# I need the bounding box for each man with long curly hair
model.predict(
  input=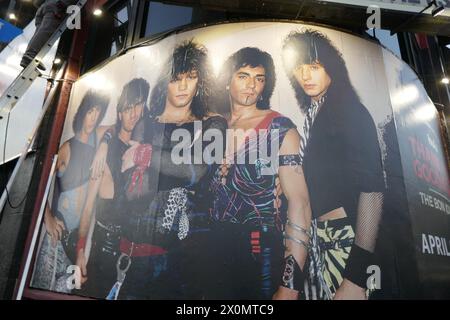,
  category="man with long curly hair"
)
[282,29,385,300]
[91,40,227,299]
